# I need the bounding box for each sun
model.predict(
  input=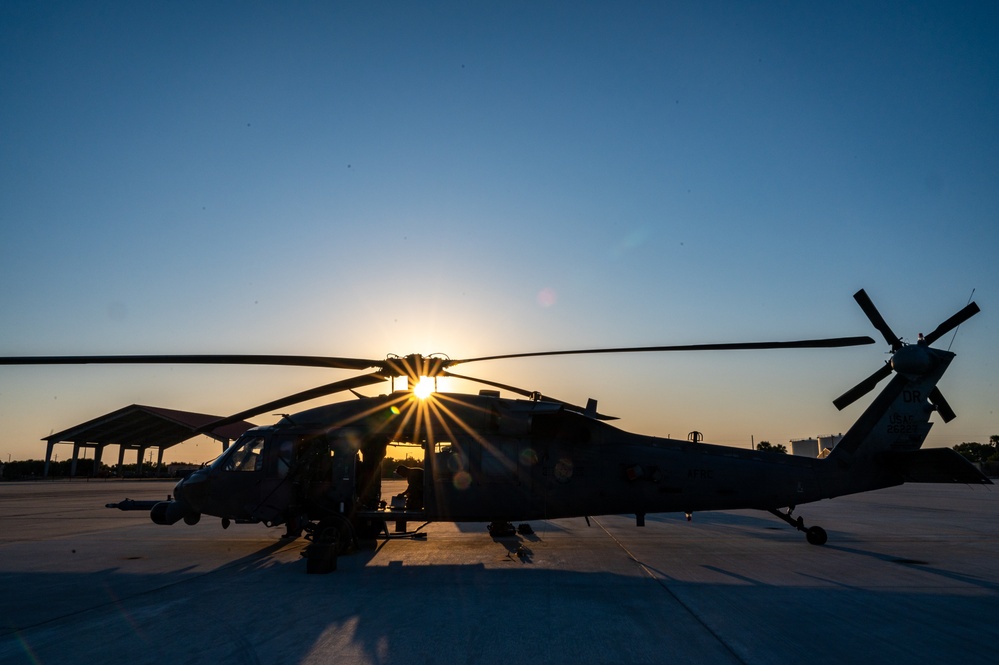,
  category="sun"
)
[412,376,435,399]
